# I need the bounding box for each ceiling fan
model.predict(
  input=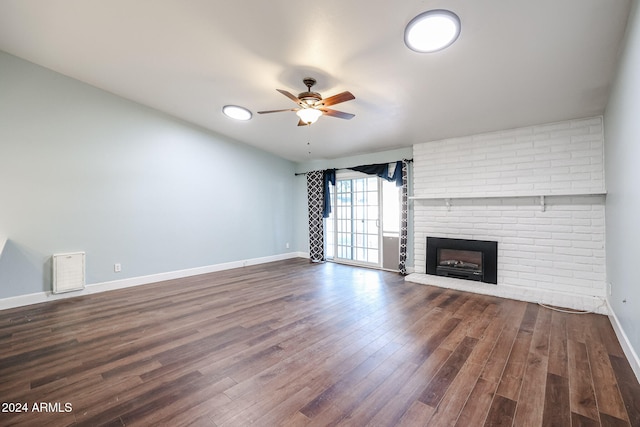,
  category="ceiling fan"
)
[258,77,355,126]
